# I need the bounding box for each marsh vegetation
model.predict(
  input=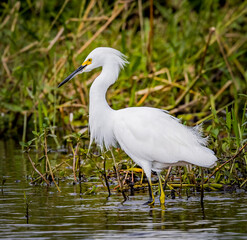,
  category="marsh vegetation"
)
[0,0,247,204]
